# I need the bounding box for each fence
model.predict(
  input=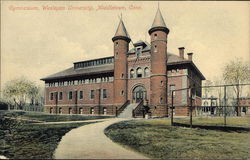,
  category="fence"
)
[8,104,44,112]
[170,83,250,127]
